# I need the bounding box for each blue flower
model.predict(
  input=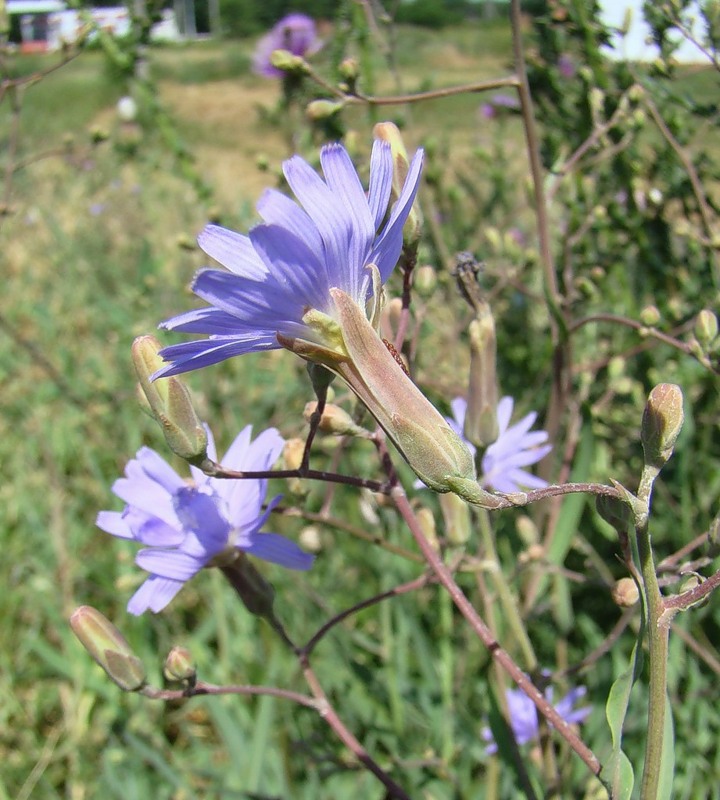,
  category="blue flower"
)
[97,426,313,615]
[482,685,591,754]
[157,137,422,378]
[447,397,552,493]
